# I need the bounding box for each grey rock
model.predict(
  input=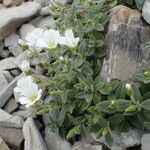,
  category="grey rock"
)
[0,2,41,40]
[142,0,150,24]
[19,24,35,41]
[0,136,10,150]
[33,0,51,7]
[141,133,150,150]
[23,117,47,150]
[12,107,37,119]
[0,57,16,70]
[9,44,23,57]
[0,109,24,128]
[40,6,51,16]
[50,0,73,6]
[0,77,18,108]
[92,129,143,150]
[2,71,14,82]
[72,142,102,150]
[102,5,150,82]
[45,127,71,150]
[3,0,25,7]
[0,126,23,149]
[4,32,19,47]
[30,16,55,29]
[4,98,19,113]
[0,50,10,58]
[0,72,8,91]
[10,69,21,77]
[0,42,4,53]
